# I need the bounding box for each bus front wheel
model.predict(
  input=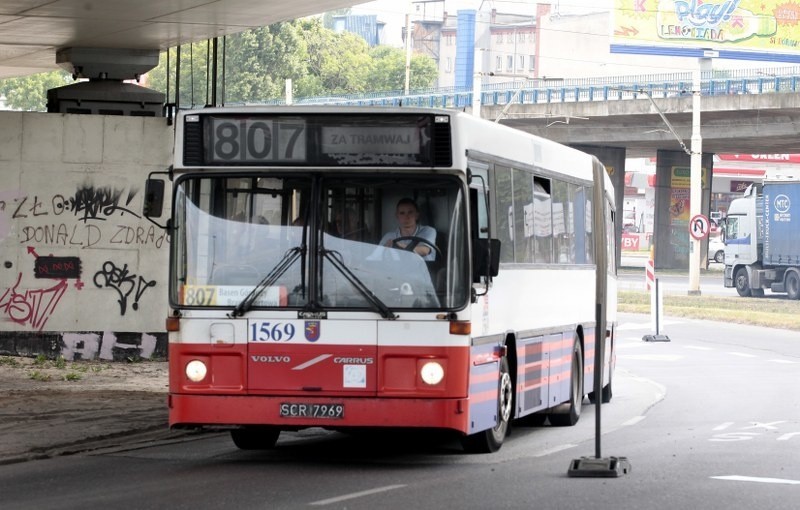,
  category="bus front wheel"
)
[461,357,512,453]
[230,426,281,450]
